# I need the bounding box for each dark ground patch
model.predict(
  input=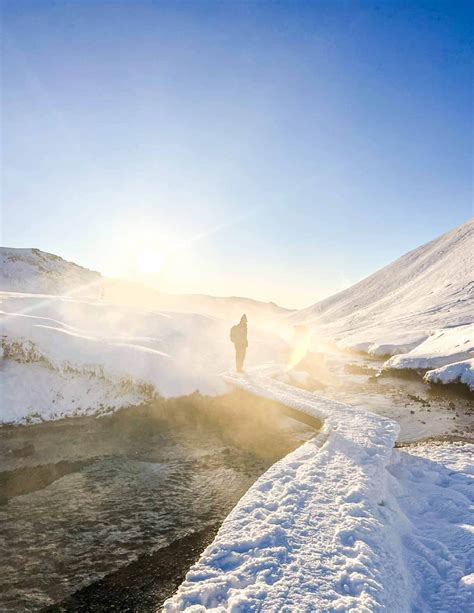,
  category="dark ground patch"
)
[42,525,219,613]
